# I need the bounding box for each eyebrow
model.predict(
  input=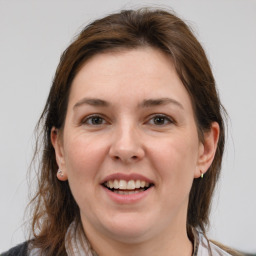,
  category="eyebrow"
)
[73,98,110,109]
[73,97,184,110]
[140,98,184,109]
